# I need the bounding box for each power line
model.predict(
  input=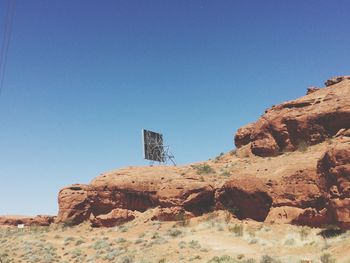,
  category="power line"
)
[0,0,16,97]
